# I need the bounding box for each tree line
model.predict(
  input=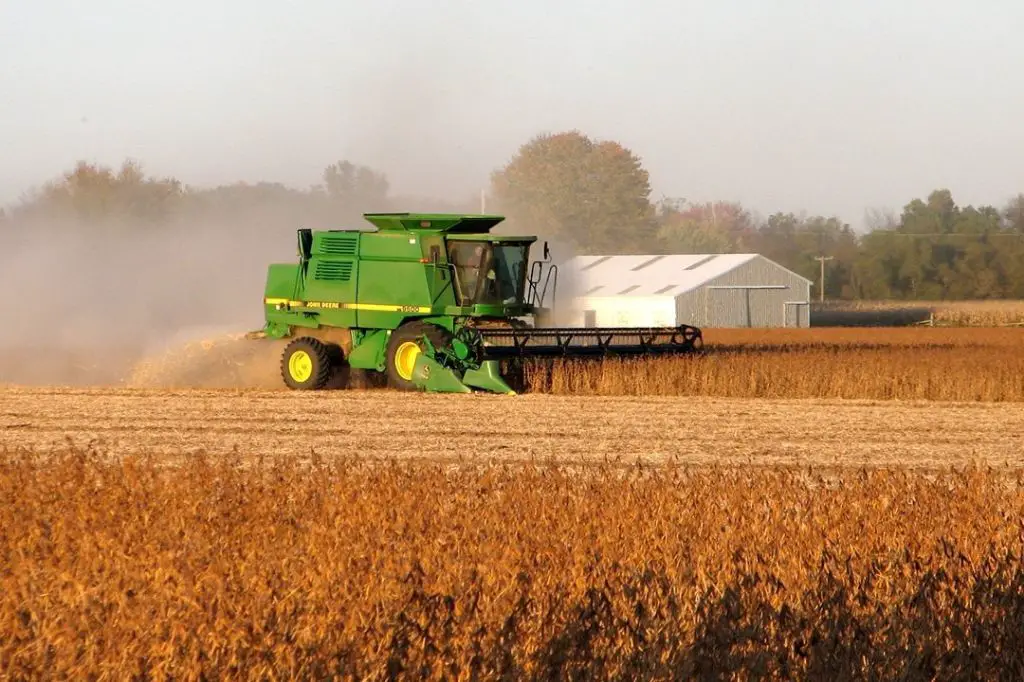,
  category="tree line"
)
[489,131,1024,300]
[3,130,1024,300]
